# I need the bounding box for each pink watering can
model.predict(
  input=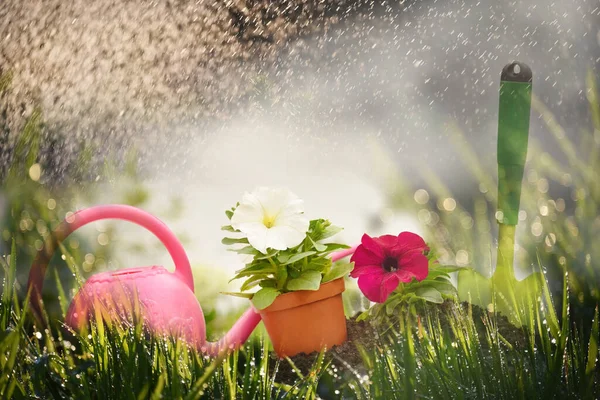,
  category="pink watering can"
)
[27,204,355,355]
